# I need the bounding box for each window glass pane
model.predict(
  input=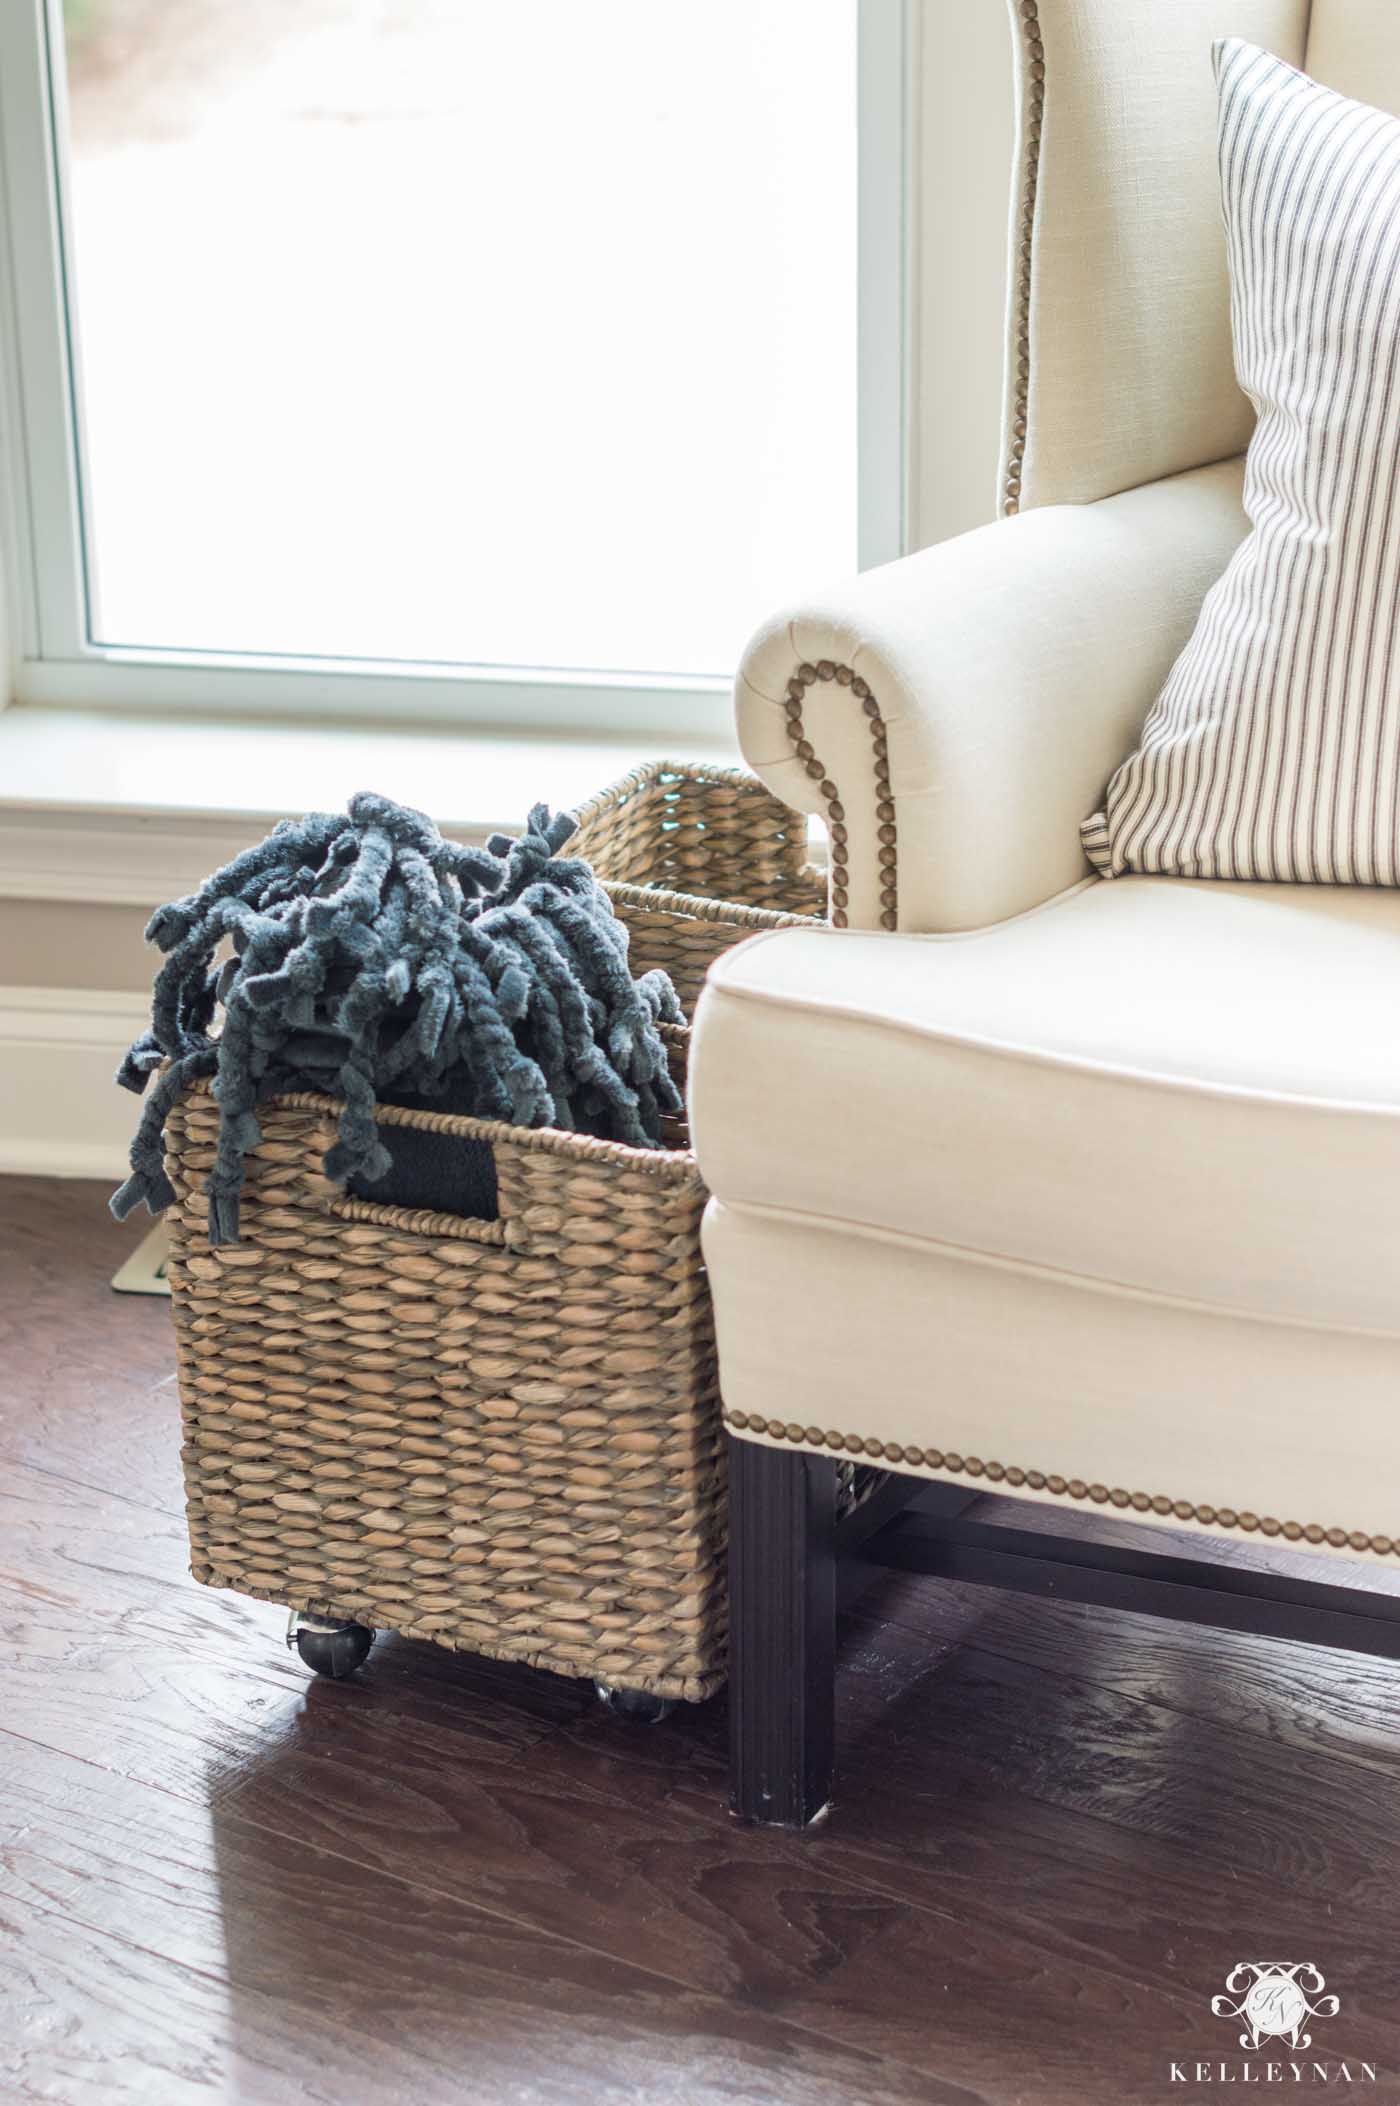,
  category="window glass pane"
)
[60,0,858,679]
